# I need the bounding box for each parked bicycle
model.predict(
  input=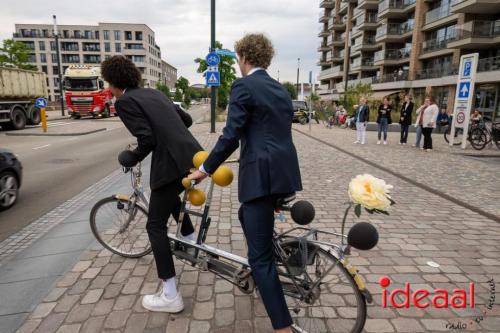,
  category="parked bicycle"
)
[469,121,500,150]
[443,123,488,150]
[90,148,383,333]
